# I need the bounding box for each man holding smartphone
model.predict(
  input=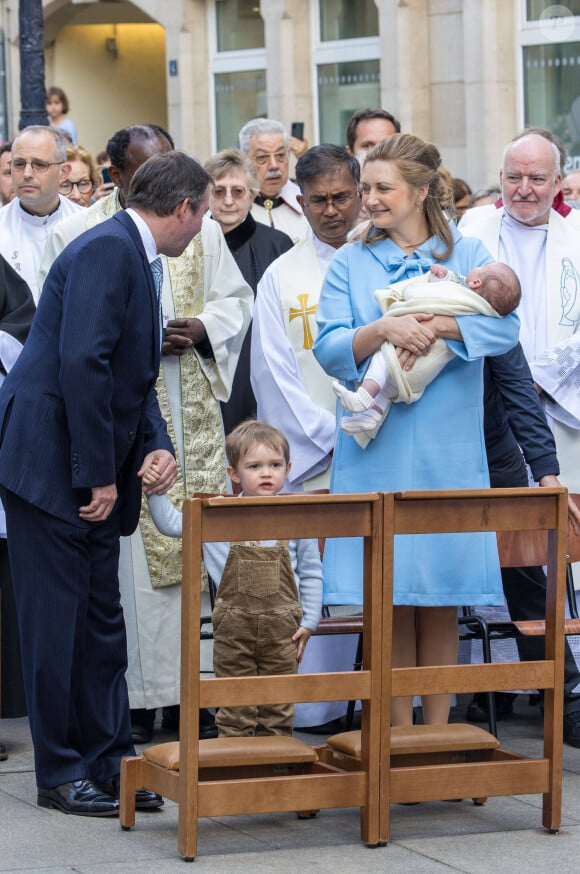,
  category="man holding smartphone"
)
[239,118,309,243]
